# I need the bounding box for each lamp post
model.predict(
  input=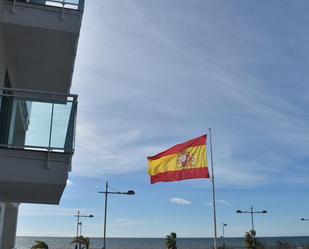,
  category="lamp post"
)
[222,223,227,249]
[98,181,135,249]
[79,222,82,236]
[236,206,267,249]
[301,218,309,221]
[236,206,267,231]
[74,211,94,249]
